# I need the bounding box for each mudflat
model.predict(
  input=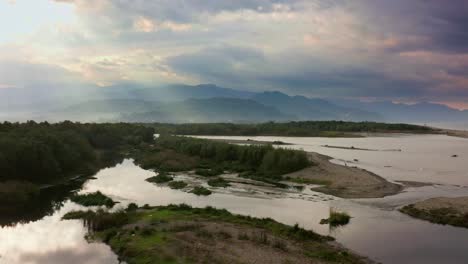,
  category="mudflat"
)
[285,152,402,198]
